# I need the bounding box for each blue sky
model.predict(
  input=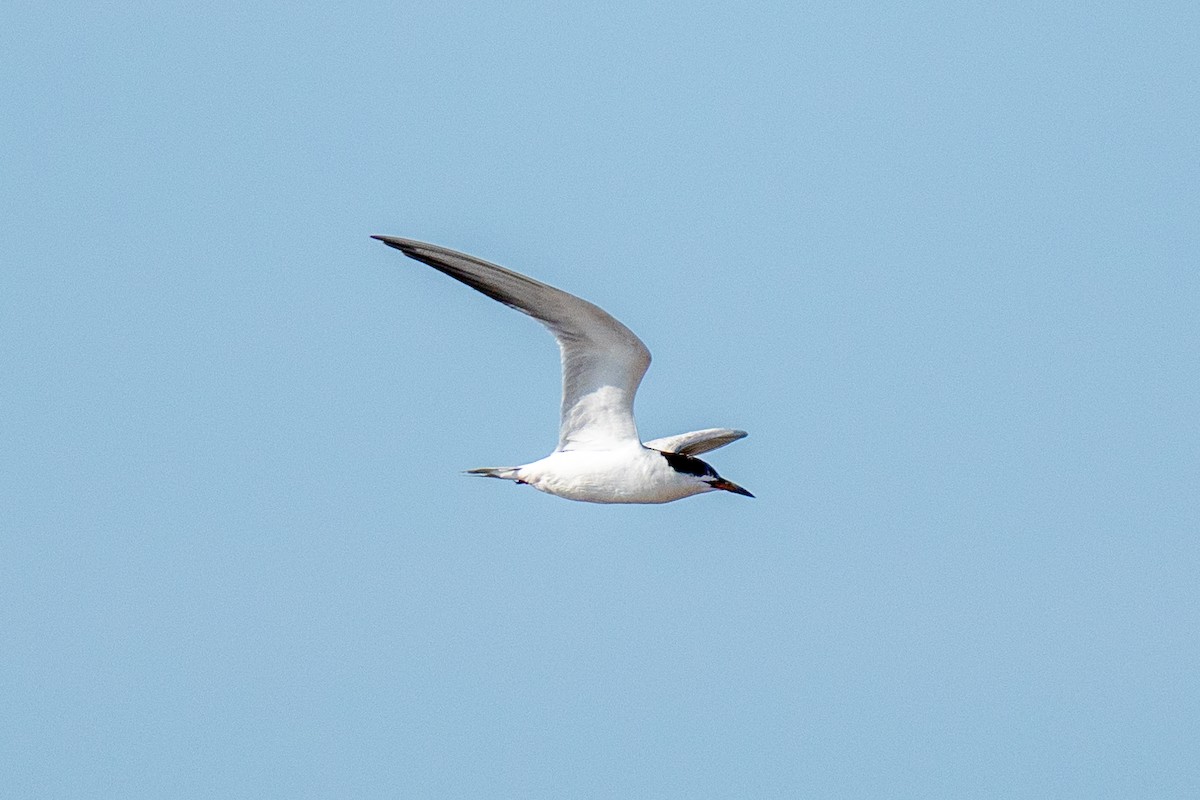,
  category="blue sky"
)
[3,1,1197,797]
